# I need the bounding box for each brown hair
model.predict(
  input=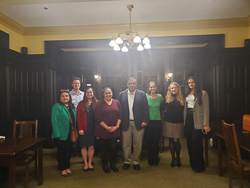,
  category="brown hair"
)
[146,81,158,94]
[72,77,81,83]
[81,87,97,112]
[165,82,184,106]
